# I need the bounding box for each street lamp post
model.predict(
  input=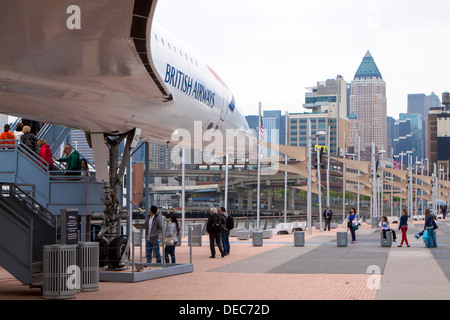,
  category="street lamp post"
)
[307,119,312,235]
[316,130,326,232]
